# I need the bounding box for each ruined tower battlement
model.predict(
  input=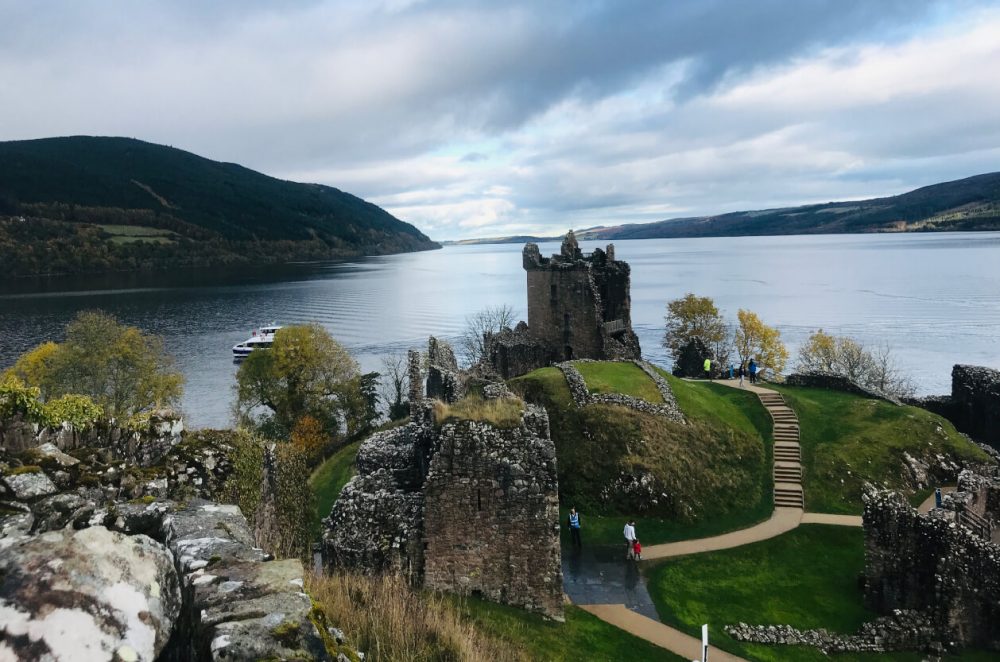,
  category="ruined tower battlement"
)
[490,231,641,378]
